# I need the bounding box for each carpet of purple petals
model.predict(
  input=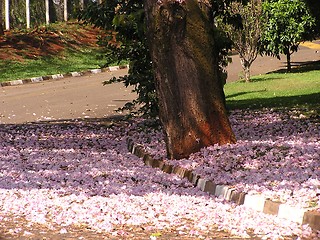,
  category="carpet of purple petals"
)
[0,109,318,239]
[131,108,320,238]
